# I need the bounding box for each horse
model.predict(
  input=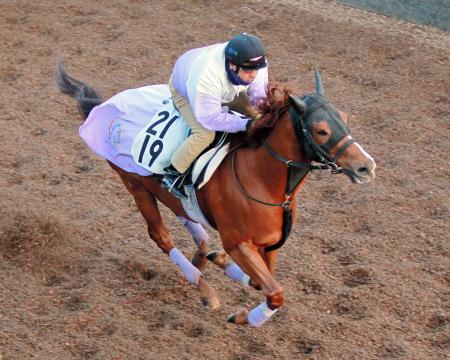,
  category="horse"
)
[55,59,376,327]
